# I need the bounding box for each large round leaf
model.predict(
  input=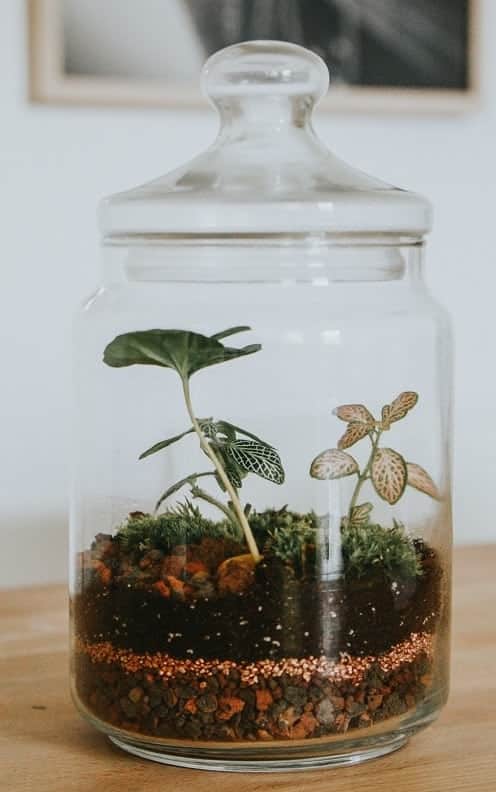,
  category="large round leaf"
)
[103,327,260,378]
[371,448,407,504]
